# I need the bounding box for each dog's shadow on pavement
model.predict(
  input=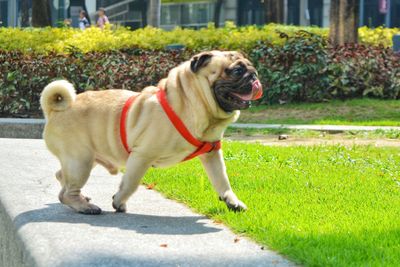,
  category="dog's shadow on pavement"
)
[13,203,222,235]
